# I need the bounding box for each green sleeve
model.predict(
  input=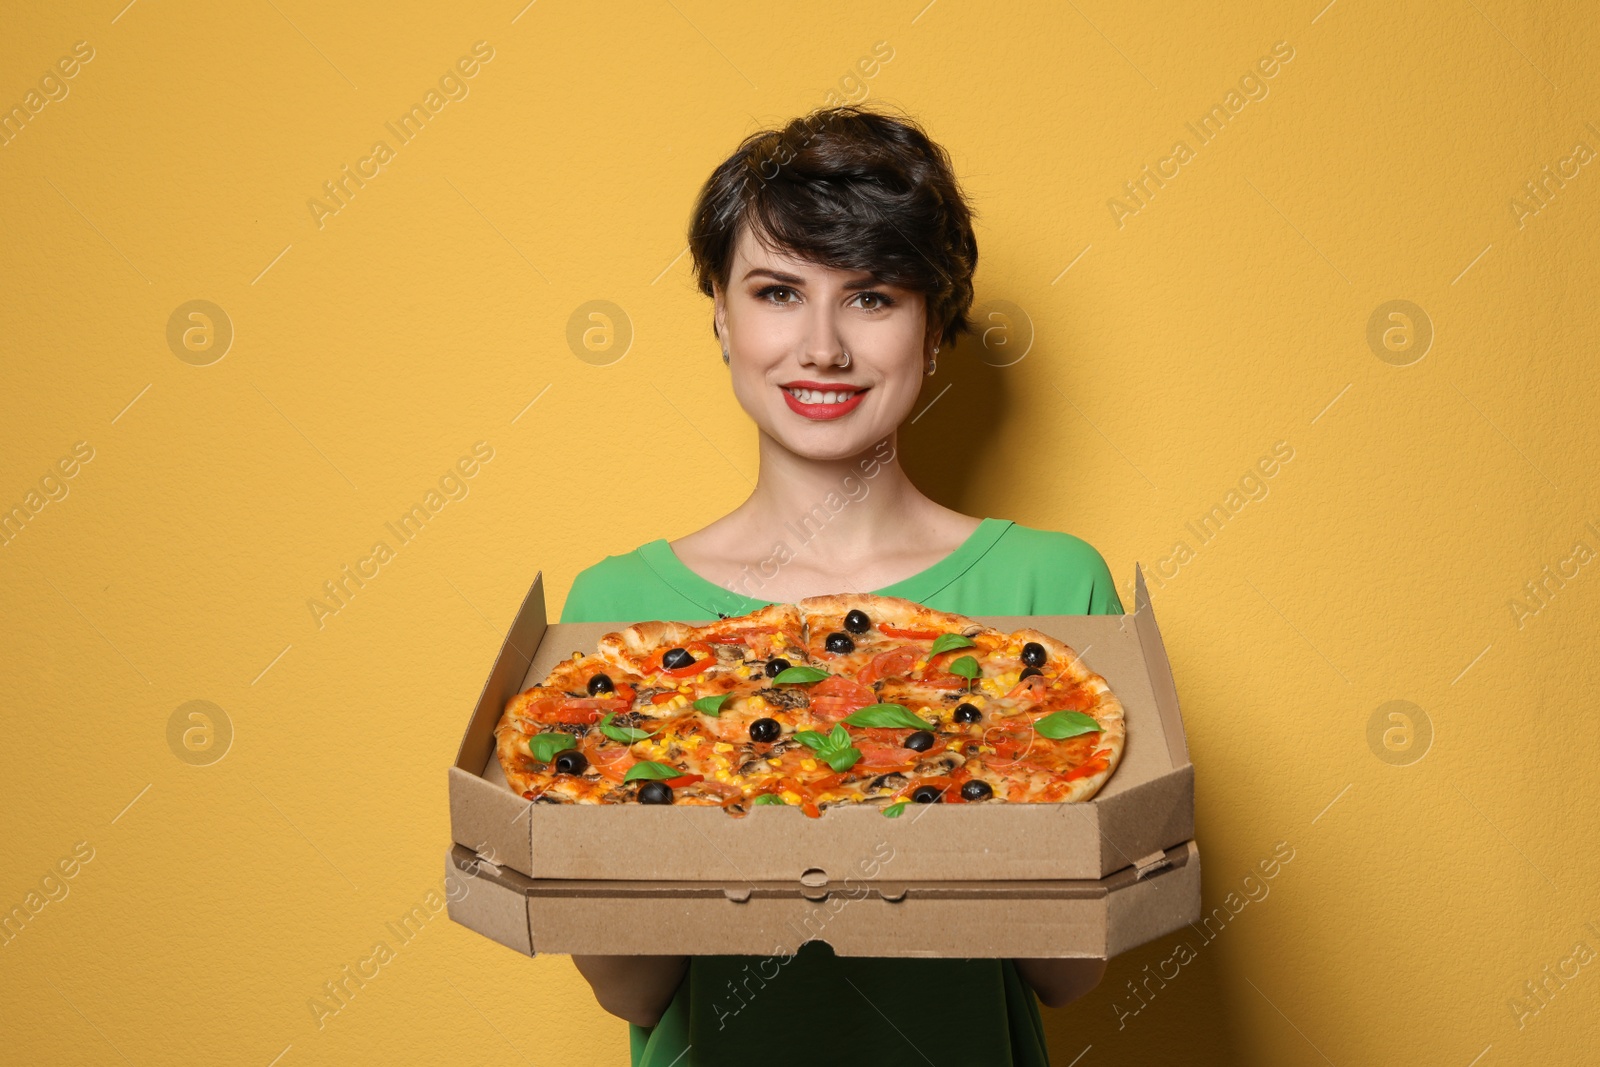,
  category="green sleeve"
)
[1001,526,1124,616]
[559,551,670,623]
